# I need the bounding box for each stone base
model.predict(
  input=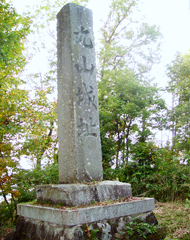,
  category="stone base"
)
[7,211,166,240]
[17,198,154,226]
[9,182,166,239]
[36,181,132,206]
[9,197,167,239]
